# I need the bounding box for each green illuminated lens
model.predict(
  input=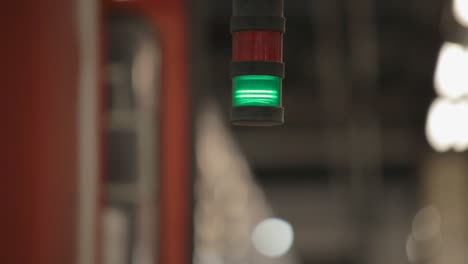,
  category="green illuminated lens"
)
[233,75,281,106]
